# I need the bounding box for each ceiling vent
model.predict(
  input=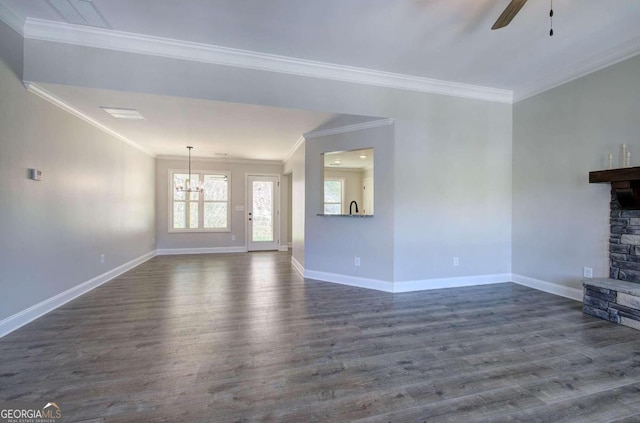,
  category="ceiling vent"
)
[46,0,111,29]
[100,107,145,120]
